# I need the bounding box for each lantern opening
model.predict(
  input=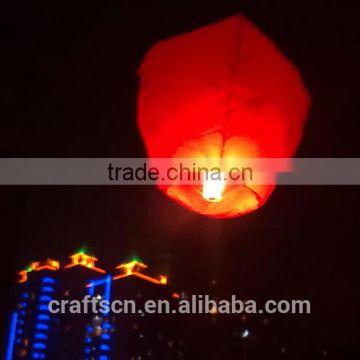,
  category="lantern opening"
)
[202,171,226,202]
